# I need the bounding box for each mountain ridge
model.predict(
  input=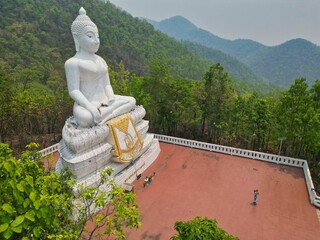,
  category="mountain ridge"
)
[148,16,320,87]
[146,15,267,60]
